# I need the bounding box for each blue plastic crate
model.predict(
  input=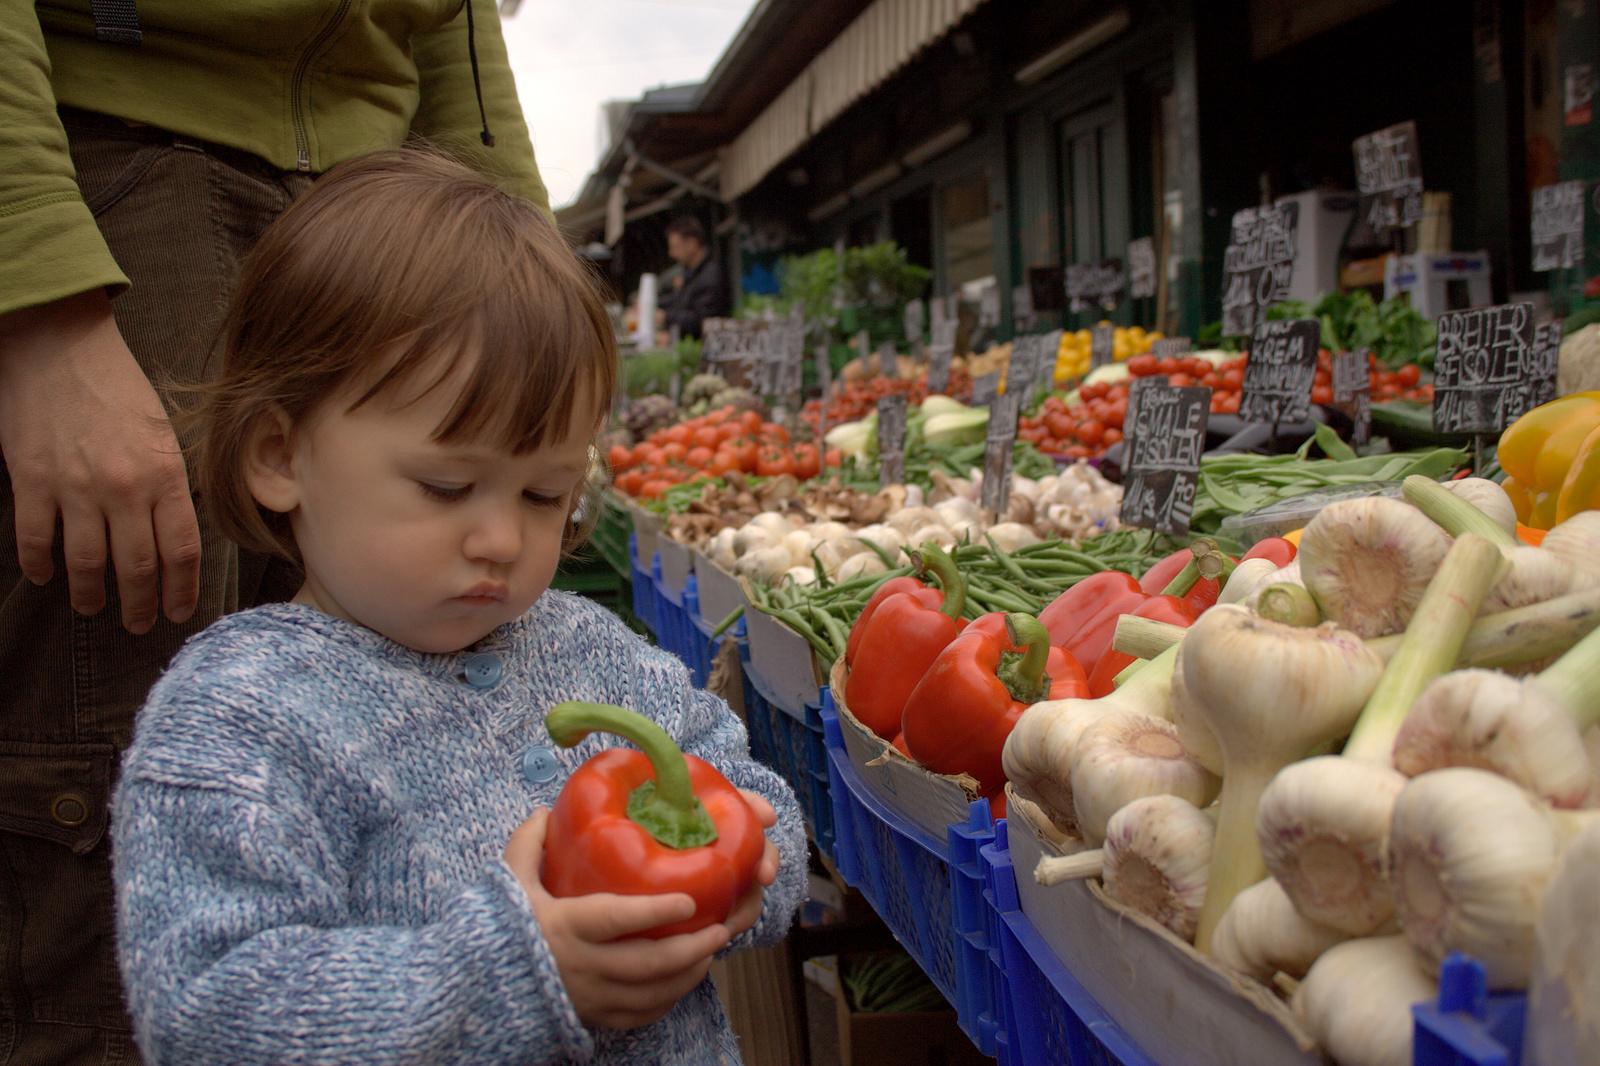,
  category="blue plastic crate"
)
[651,569,704,686]
[978,818,1155,1066]
[628,533,661,638]
[739,663,834,859]
[1414,955,1526,1066]
[822,709,998,1058]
